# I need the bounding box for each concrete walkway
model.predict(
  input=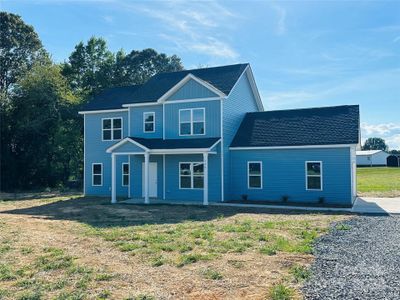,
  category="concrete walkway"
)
[122,197,400,215]
[352,197,400,214]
